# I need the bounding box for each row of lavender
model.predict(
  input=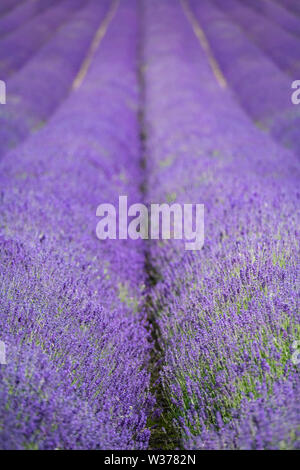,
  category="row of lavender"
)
[0,0,153,449]
[214,0,300,78]
[0,0,86,79]
[0,0,58,38]
[277,0,300,17]
[0,0,299,450]
[0,0,20,18]
[188,0,300,157]
[142,0,299,449]
[234,0,300,39]
[0,0,112,158]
